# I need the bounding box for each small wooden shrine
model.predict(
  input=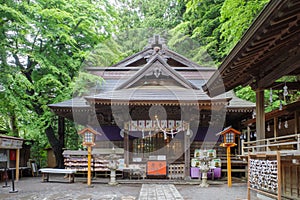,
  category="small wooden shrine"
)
[0,134,24,180]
